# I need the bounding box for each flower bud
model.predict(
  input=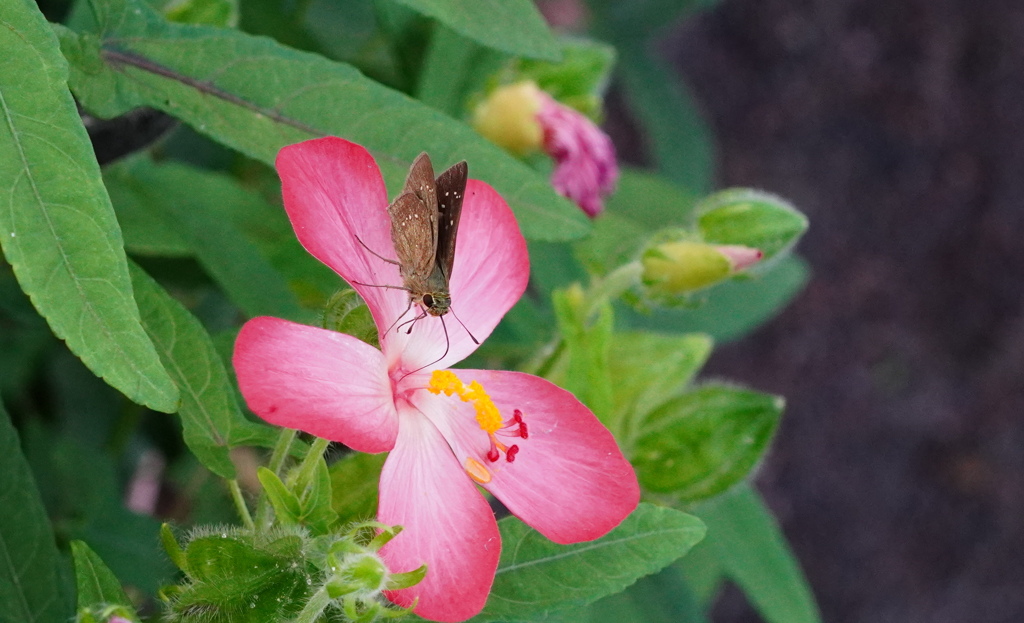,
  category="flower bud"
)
[642,241,762,295]
[714,244,764,272]
[472,82,545,155]
[473,81,618,217]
